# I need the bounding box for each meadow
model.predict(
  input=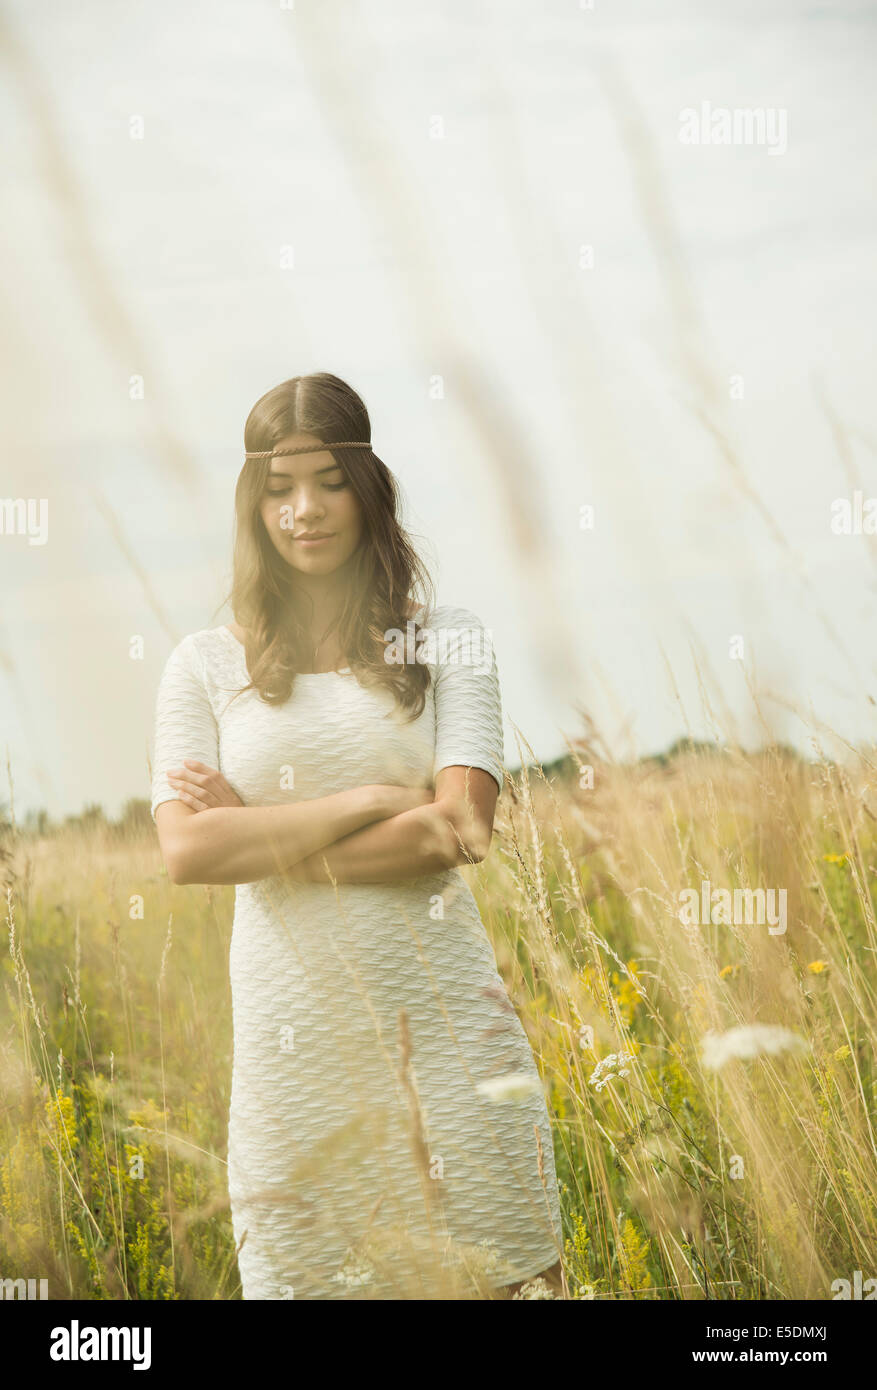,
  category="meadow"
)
[2,733,874,1300]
